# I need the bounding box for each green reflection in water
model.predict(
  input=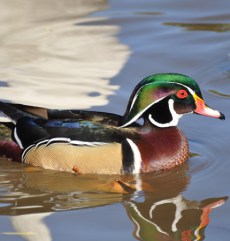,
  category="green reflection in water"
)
[190,152,200,157]
[164,22,230,32]
[209,89,230,98]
